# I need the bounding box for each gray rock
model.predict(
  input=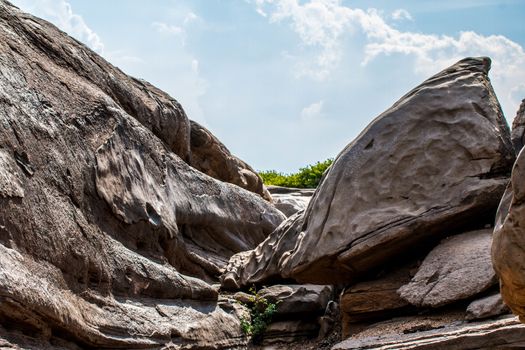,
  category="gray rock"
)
[333,315,525,350]
[0,1,284,348]
[267,186,314,217]
[466,293,510,321]
[511,98,525,153]
[223,57,514,287]
[262,320,319,344]
[258,284,333,316]
[398,229,497,308]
